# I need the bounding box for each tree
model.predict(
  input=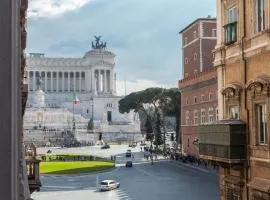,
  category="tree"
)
[153,112,163,148]
[158,88,181,143]
[118,87,181,147]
